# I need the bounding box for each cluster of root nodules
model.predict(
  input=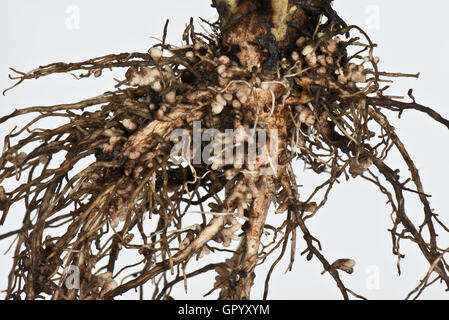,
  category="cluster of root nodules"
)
[1,20,449,300]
